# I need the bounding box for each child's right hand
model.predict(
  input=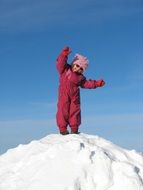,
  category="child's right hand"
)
[62,46,72,56]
